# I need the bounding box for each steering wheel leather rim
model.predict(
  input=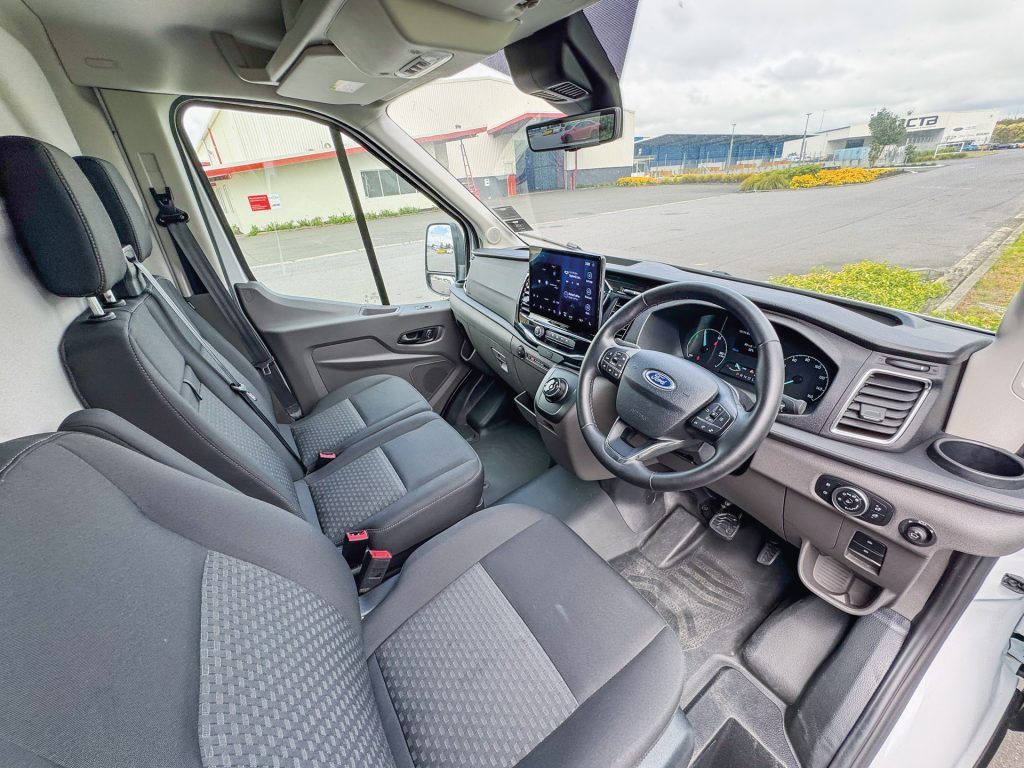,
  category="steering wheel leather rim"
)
[577,281,784,491]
